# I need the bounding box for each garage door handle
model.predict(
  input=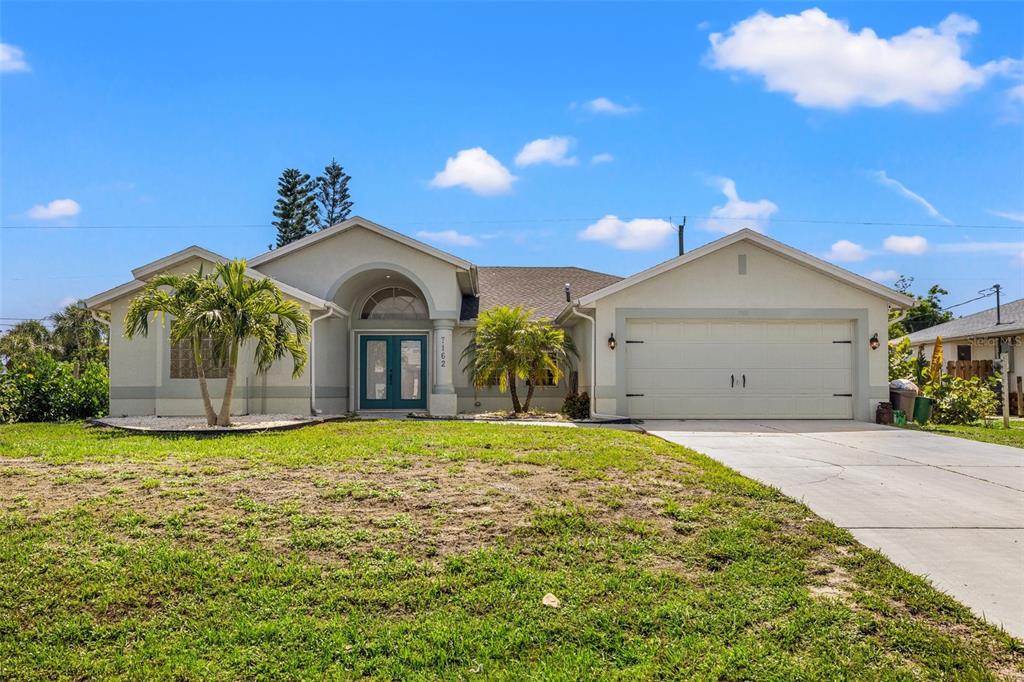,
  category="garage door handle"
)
[742,374,746,388]
[731,374,735,388]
